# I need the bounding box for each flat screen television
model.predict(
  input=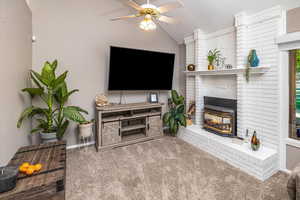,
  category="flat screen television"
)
[108,46,175,90]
